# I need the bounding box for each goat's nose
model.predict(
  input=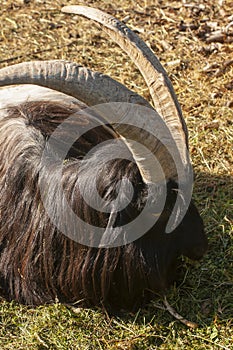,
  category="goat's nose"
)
[188,238,208,260]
